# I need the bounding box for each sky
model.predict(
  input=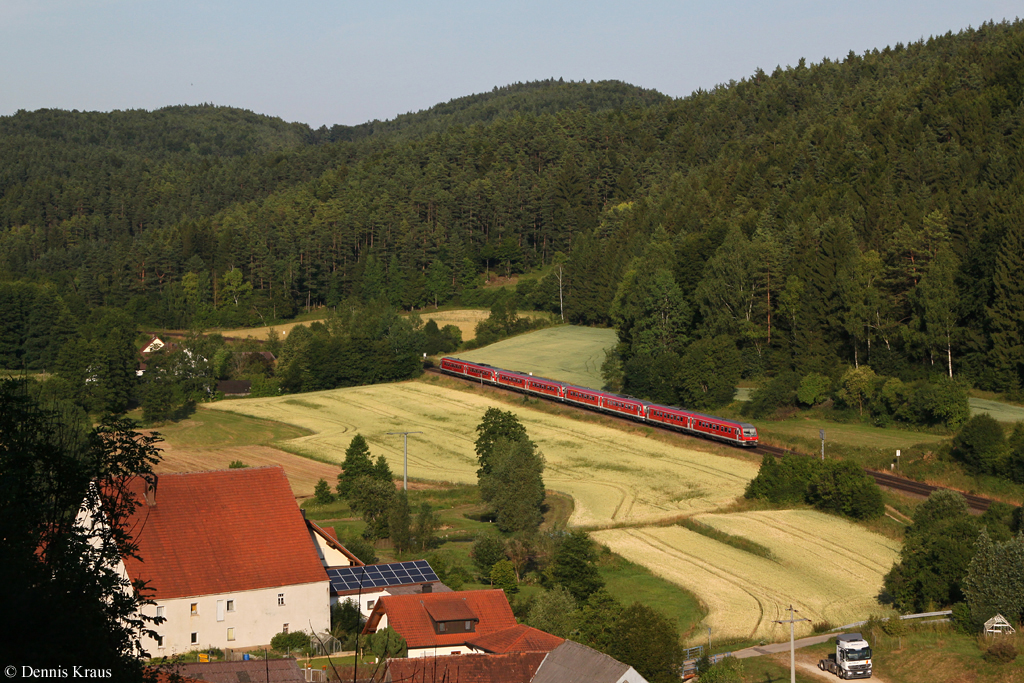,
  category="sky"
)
[1,1,1020,128]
